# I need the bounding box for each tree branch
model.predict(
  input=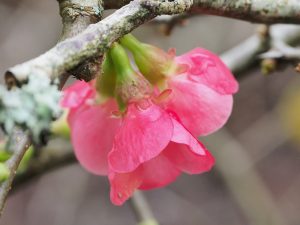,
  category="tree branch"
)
[130,191,159,225]
[6,0,300,88]
[4,0,191,88]
[222,25,300,75]
[105,0,300,24]
[0,130,30,216]
[58,0,104,81]
[191,0,300,24]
